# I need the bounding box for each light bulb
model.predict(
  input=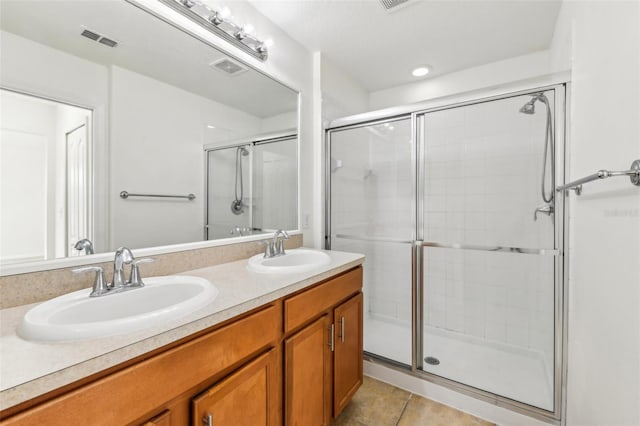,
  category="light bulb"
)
[219,6,231,18]
[411,66,431,77]
[263,38,274,48]
[243,24,255,35]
